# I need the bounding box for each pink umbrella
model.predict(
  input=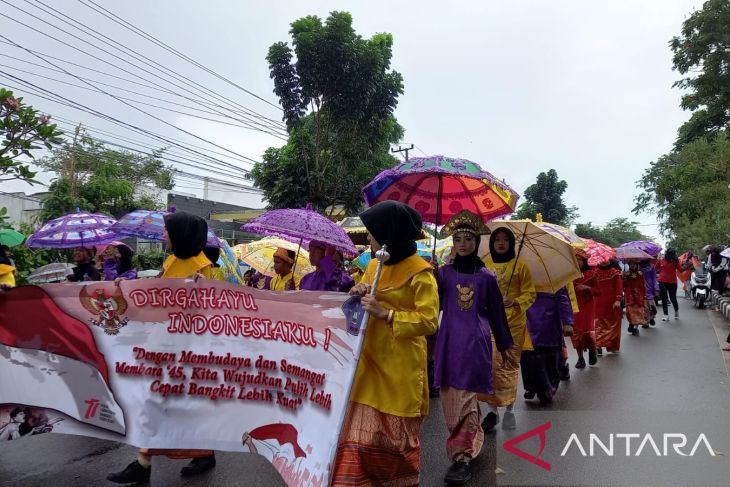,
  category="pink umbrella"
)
[582,238,616,266]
